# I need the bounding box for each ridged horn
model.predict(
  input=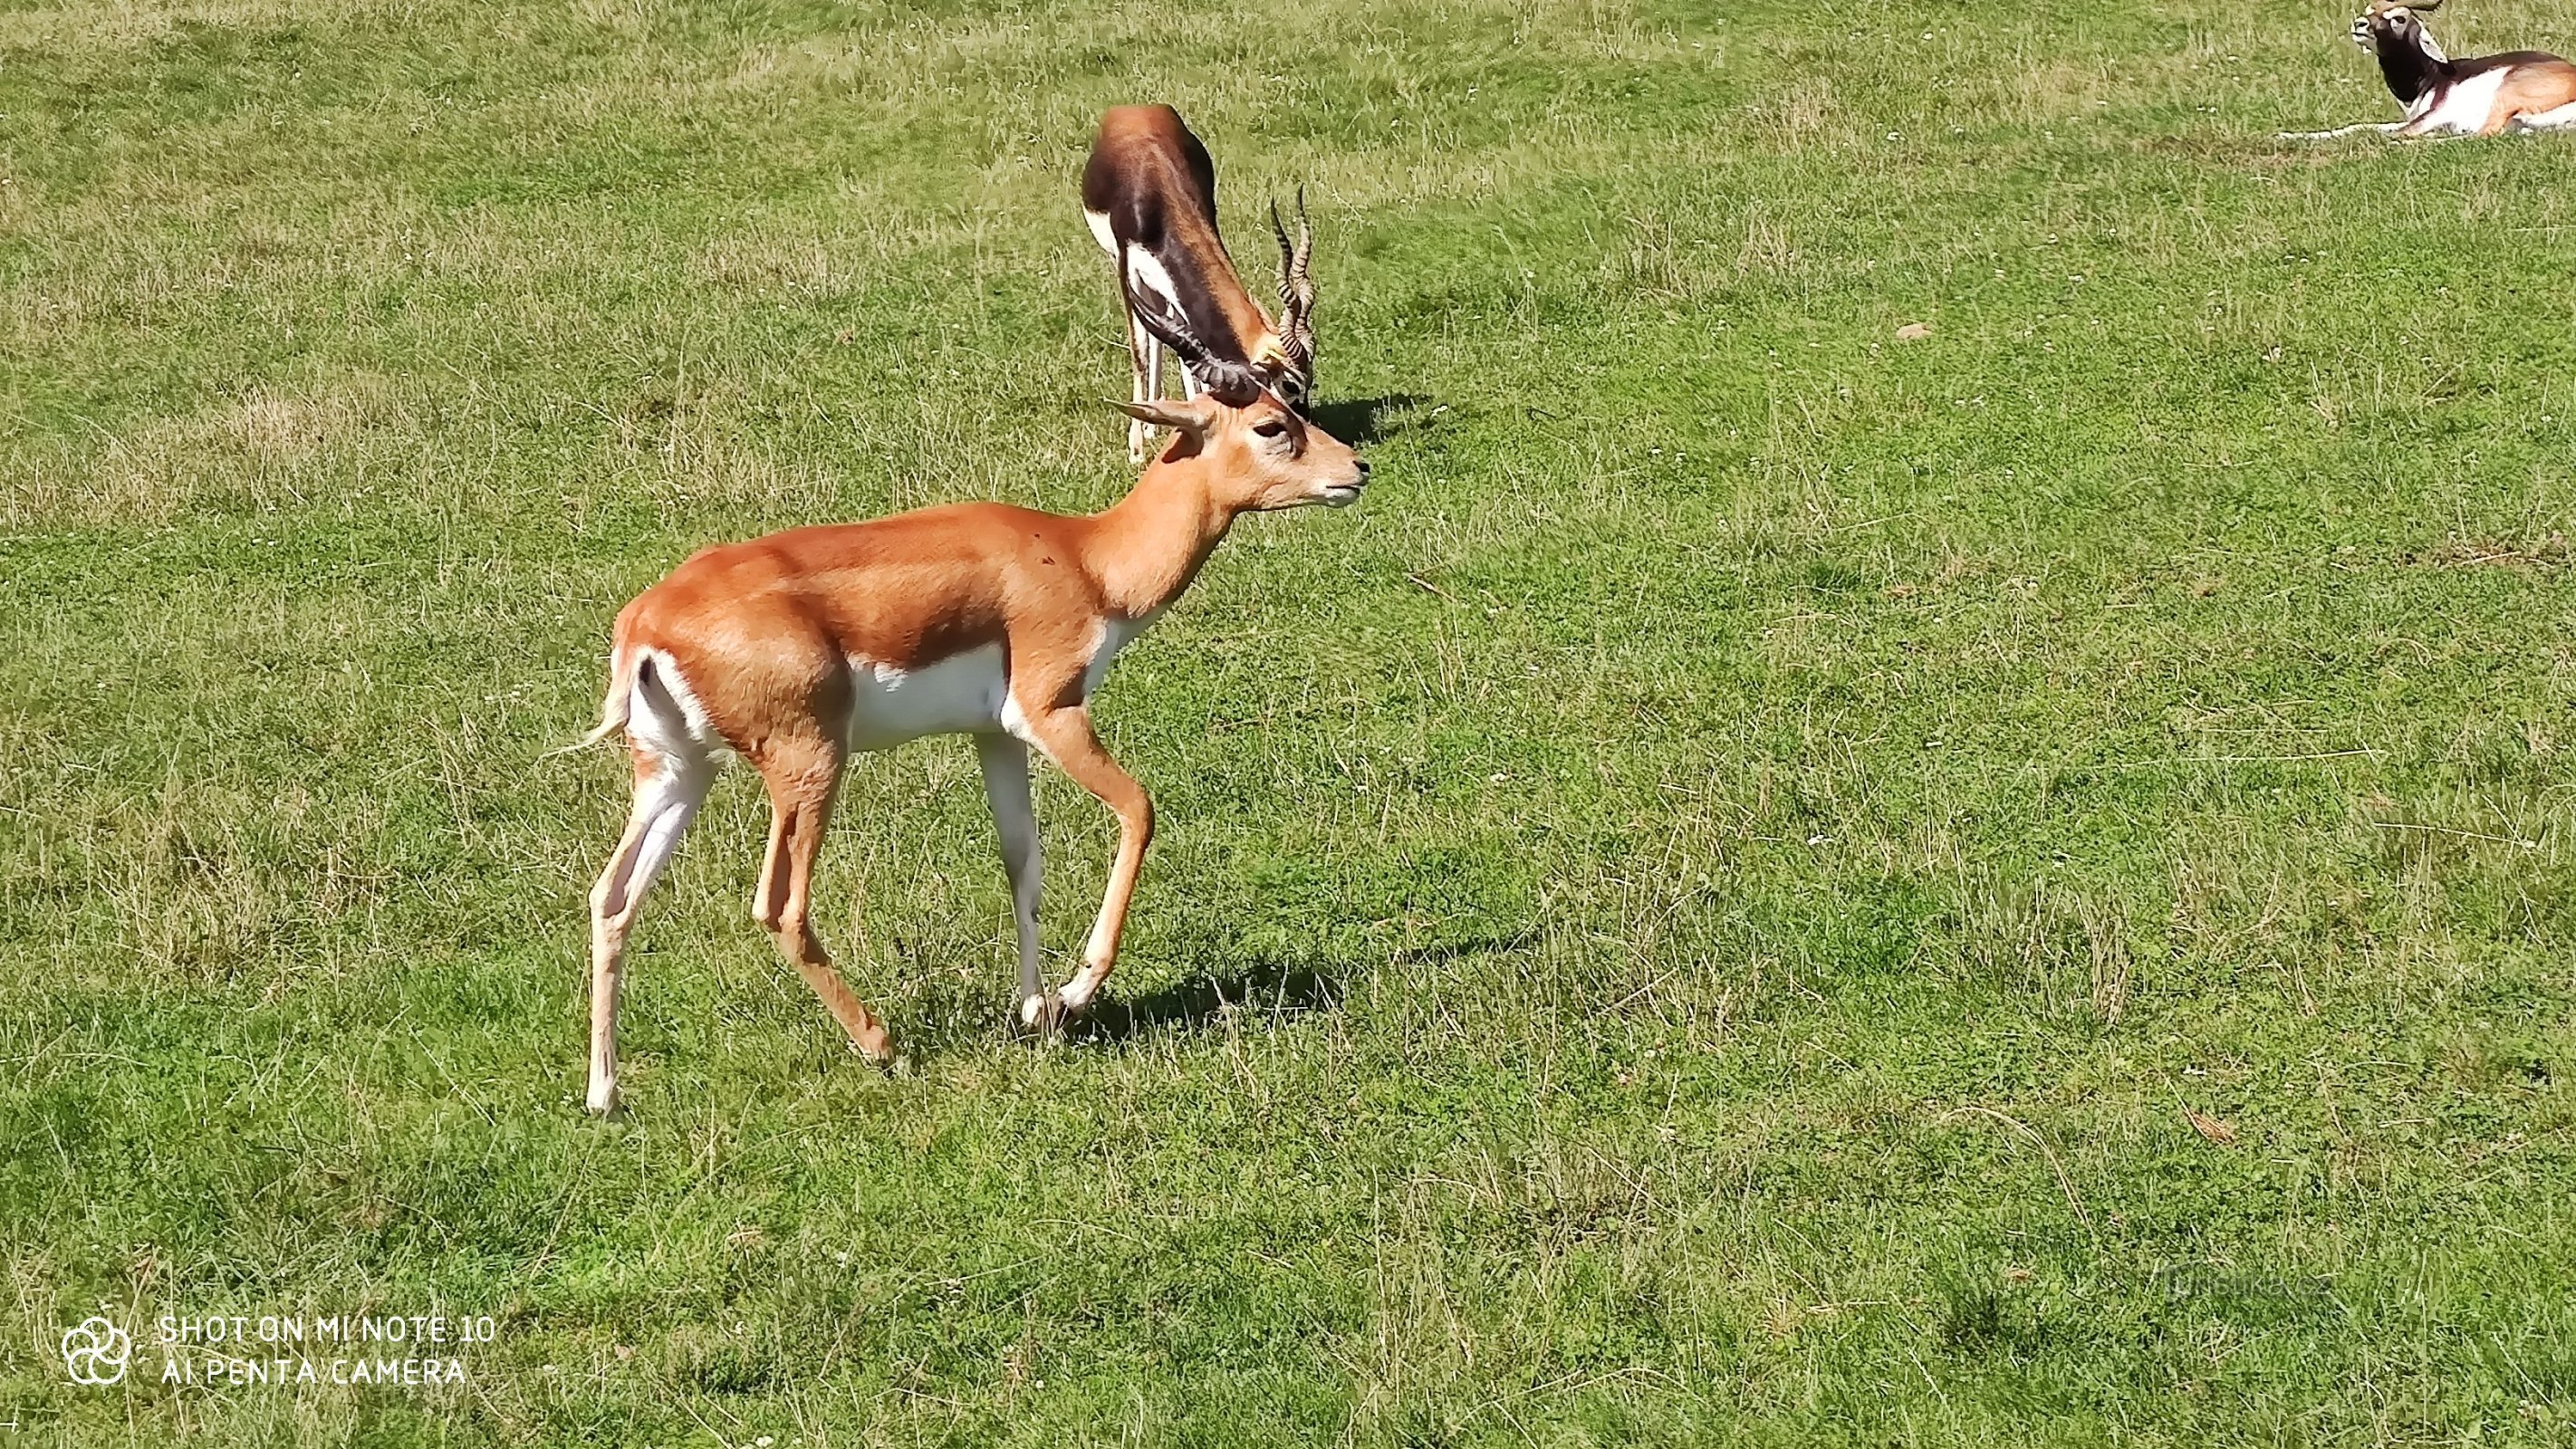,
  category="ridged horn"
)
[1270,188,1316,379]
